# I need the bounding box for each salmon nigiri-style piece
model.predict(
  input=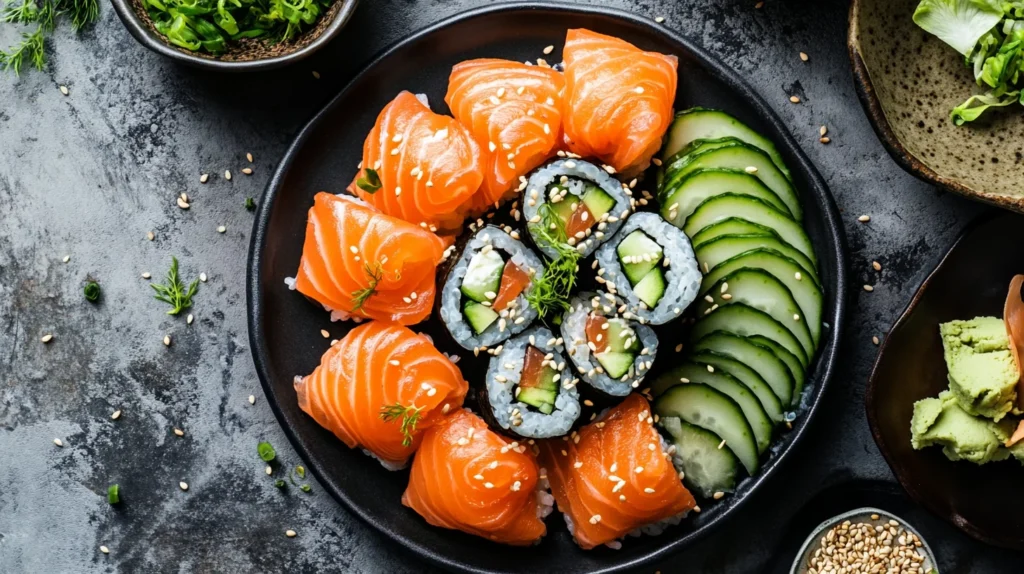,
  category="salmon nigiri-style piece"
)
[294,322,468,469]
[292,192,448,326]
[402,409,551,545]
[445,59,565,213]
[349,91,484,234]
[561,29,678,177]
[537,394,695,549]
